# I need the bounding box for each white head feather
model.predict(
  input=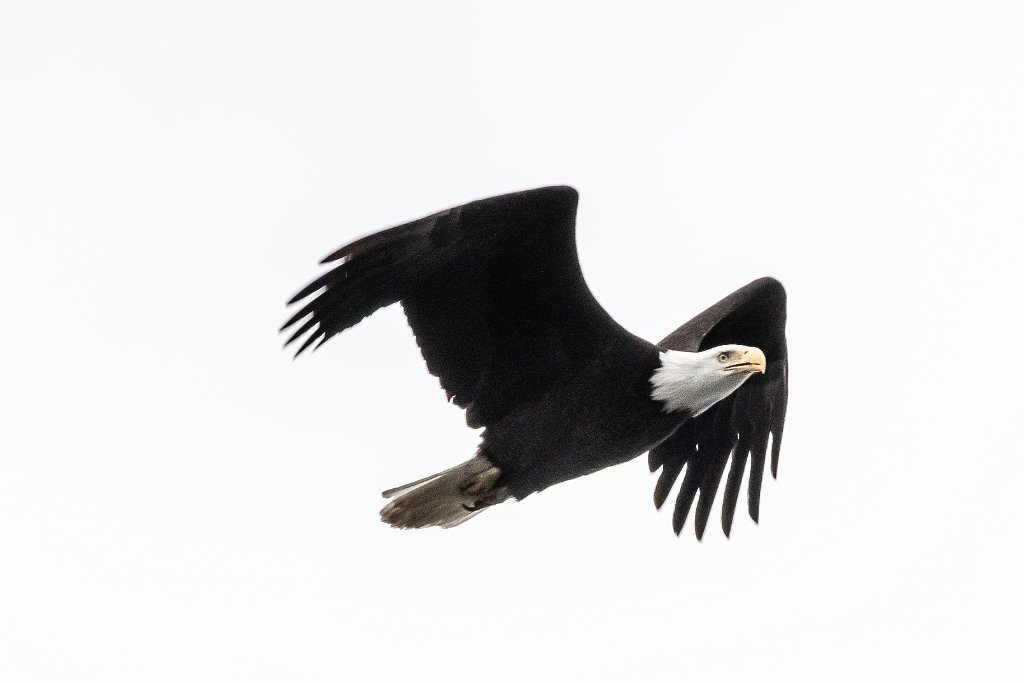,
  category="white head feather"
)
[650,344,767,416]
